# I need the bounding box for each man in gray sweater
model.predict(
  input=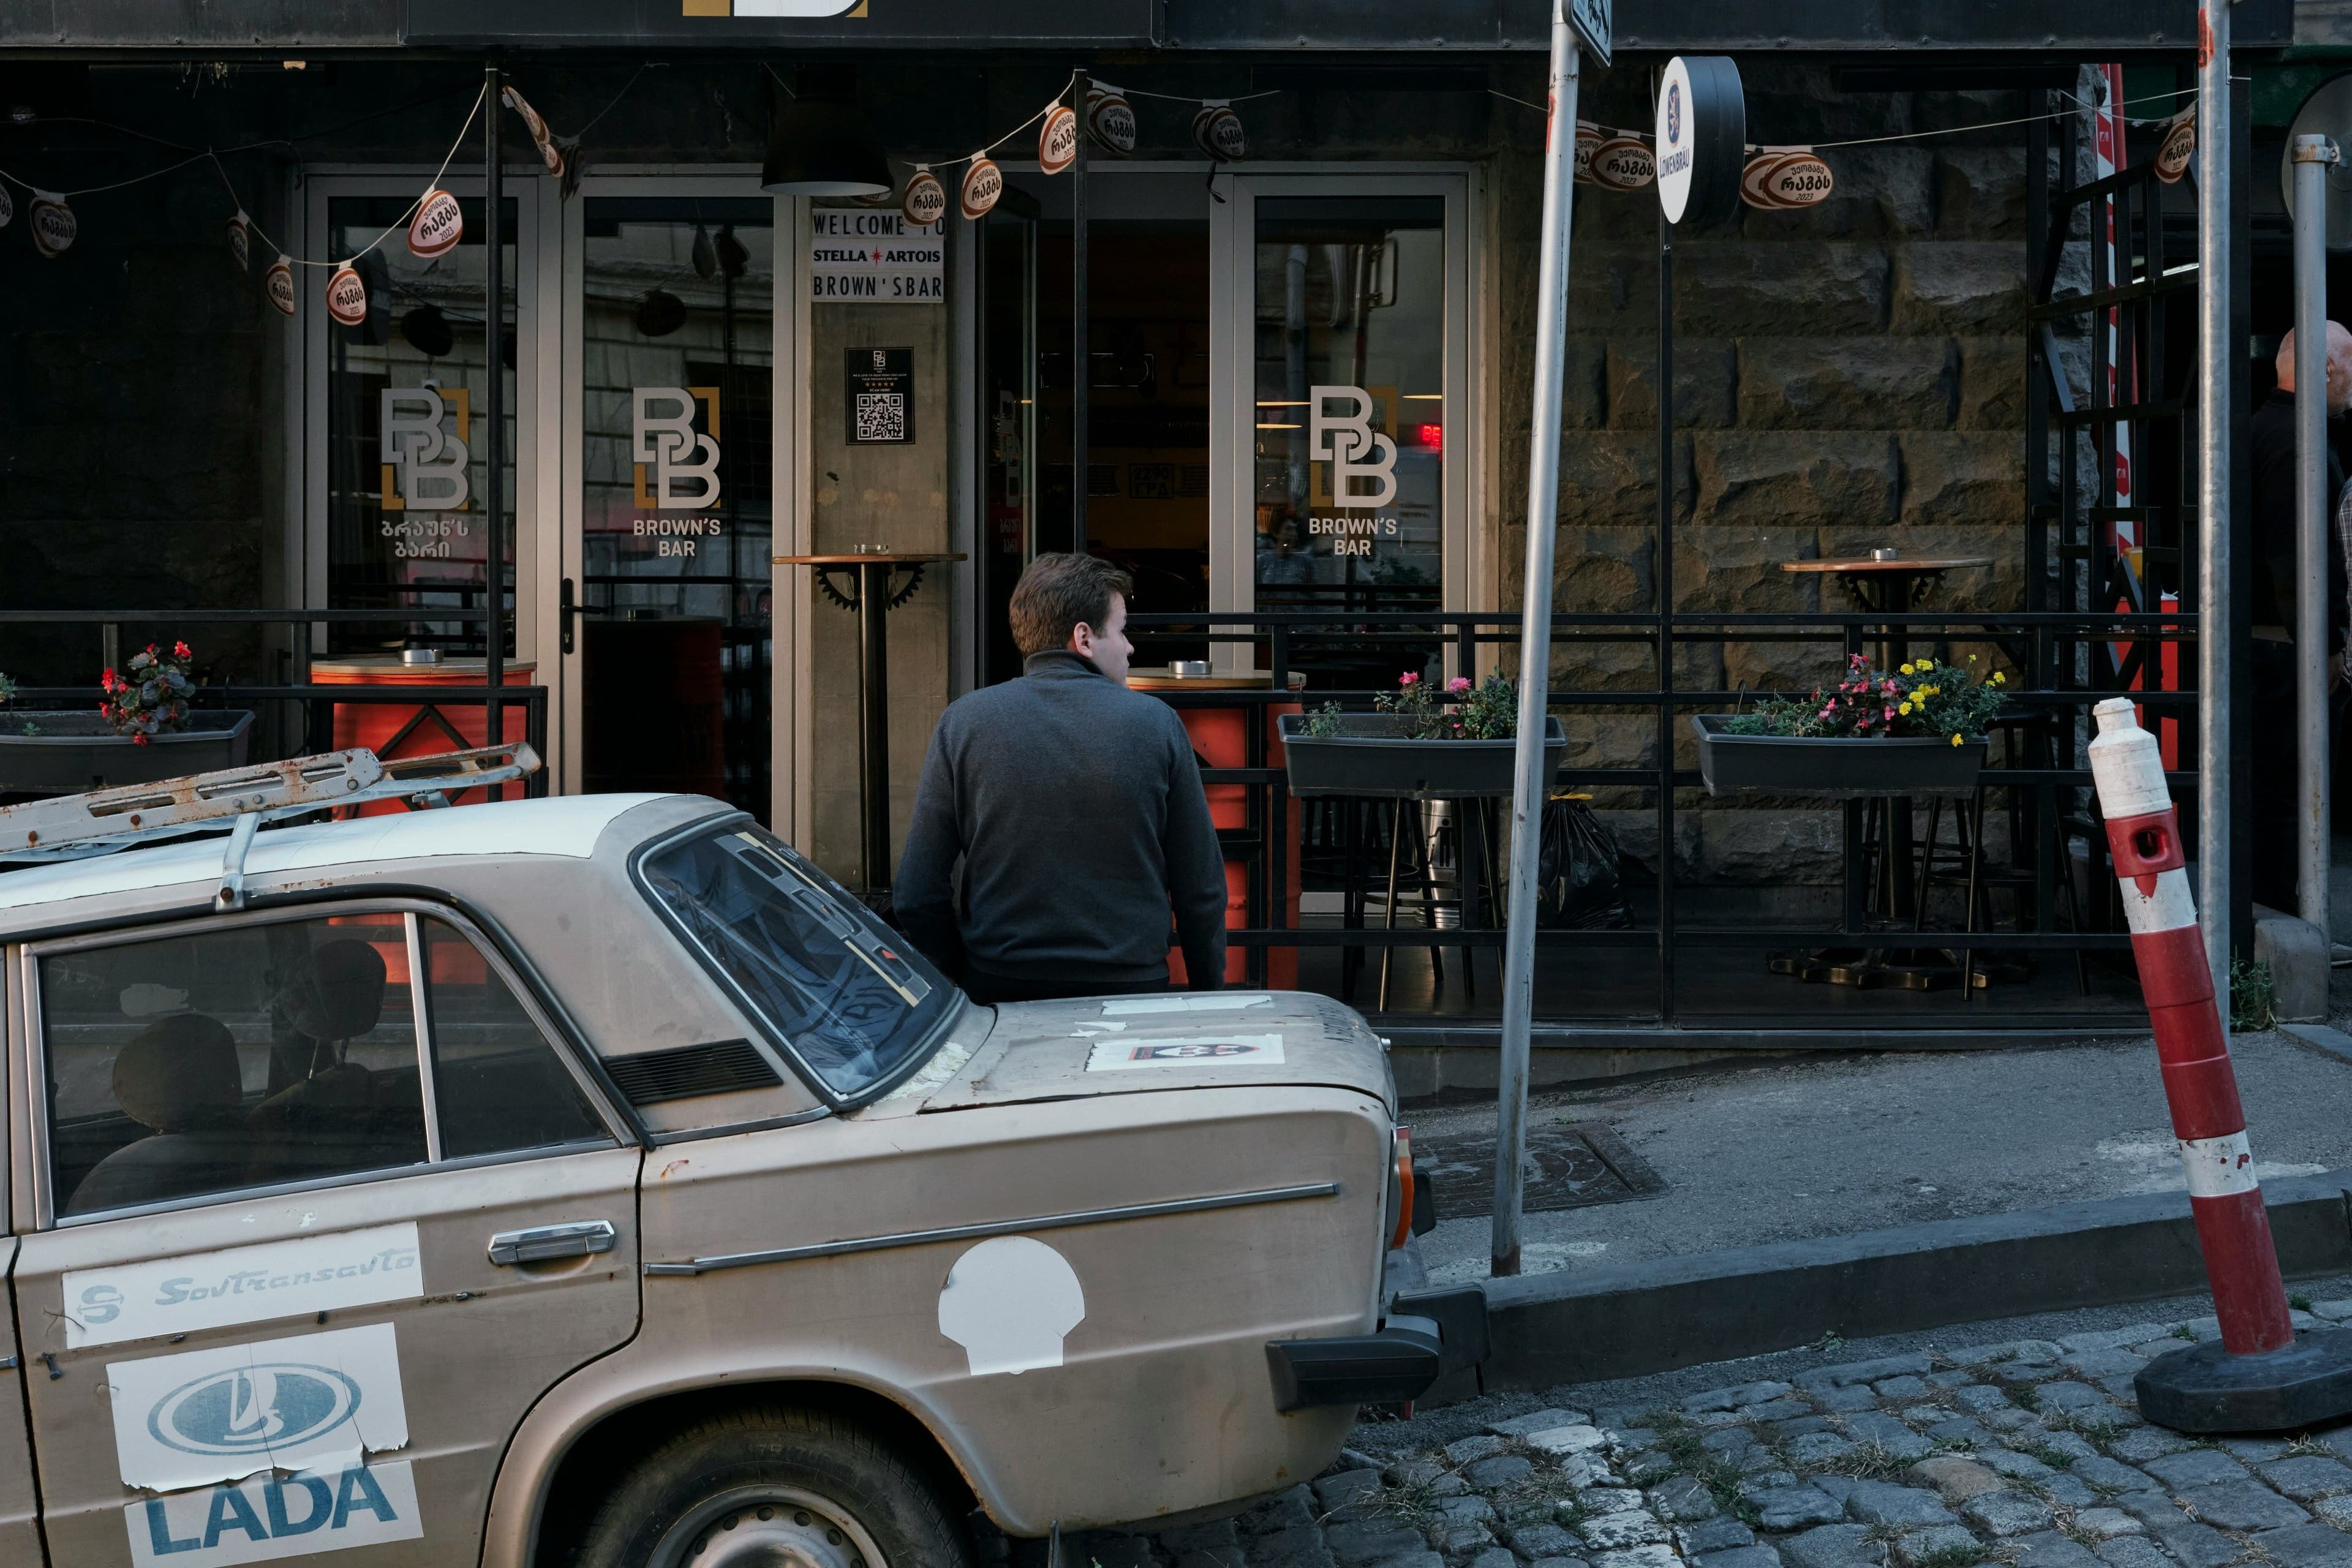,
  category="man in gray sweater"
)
[894,553,1229,1003]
